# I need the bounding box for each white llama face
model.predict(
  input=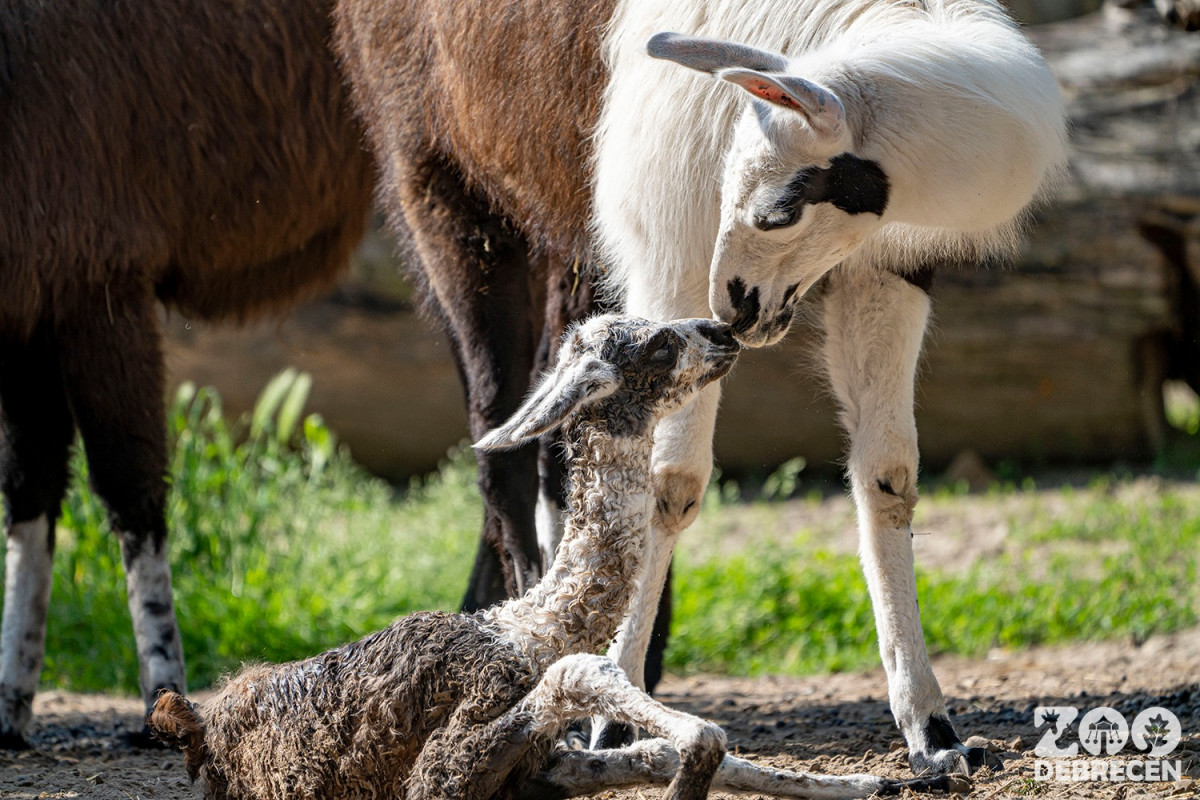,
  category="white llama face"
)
[647,33,891,348]
[709,107,889,347]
